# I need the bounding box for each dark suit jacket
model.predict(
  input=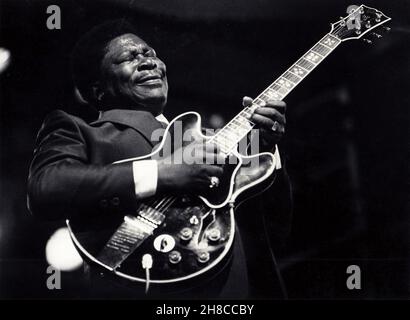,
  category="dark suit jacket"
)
[27,108,292,298]
[27,109,166,220]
